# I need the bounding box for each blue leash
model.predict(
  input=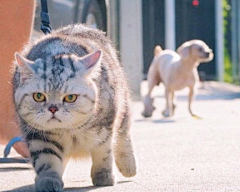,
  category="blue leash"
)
[40,0,52,34]
[4,137,23,157]
[0,137,29,164]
